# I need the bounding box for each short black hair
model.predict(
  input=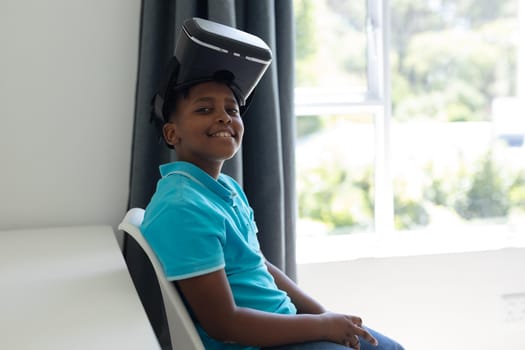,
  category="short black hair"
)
[163,85,192,122]
[151,85,191,150]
